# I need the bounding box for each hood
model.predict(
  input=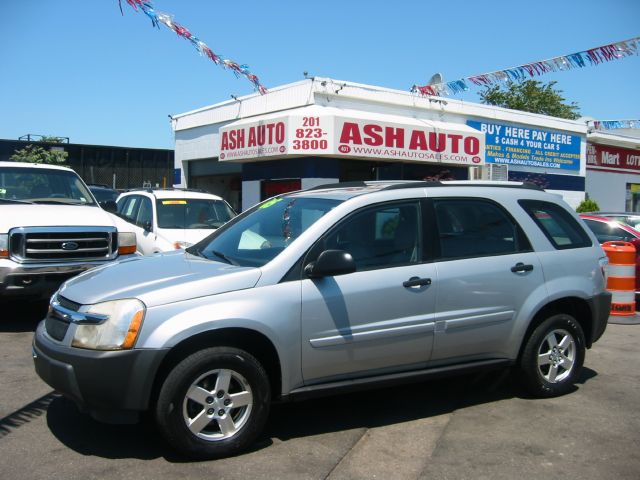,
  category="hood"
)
[0,204,117,232]
[58,250,261,307]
